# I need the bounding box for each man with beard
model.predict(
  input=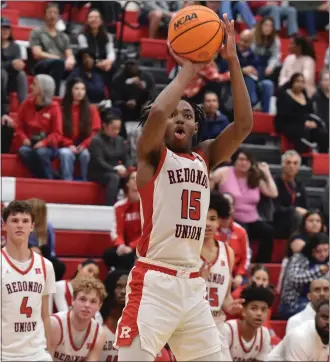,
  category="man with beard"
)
[286,278,329,333]
[268,299,329,361]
